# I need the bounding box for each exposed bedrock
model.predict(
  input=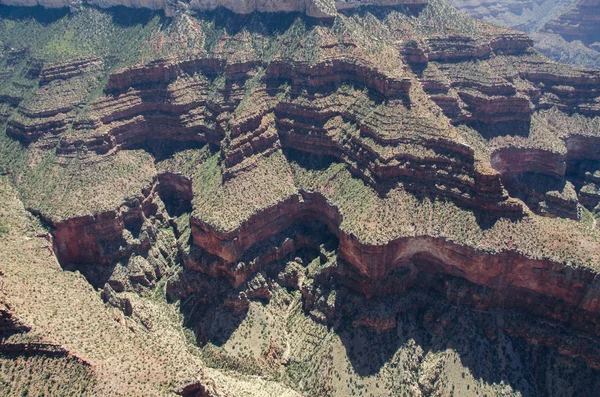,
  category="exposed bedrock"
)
[320,272,600,369]
[490,147,580,217]
[544,0,600,44]
[424,33,533,62]
[44,172,192,290]
[174,215,600,369]
[8,40,598,220]
[44,57,416,157]
[521,68,600,116]
[490,134,600,216]
[6,57,105,145]
[266,59,411,99]
[188,188,600,340]
[278,125,518,214]
[491,147,567,179]
[403,32,600,134]
[14,56,525,217]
